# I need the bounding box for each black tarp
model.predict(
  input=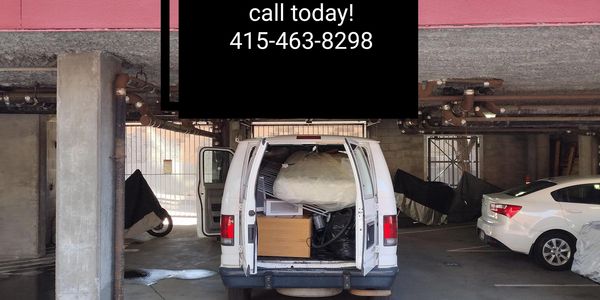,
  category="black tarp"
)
[125,169,168,229]
[447,172,502,223]
[393,169,454,214]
